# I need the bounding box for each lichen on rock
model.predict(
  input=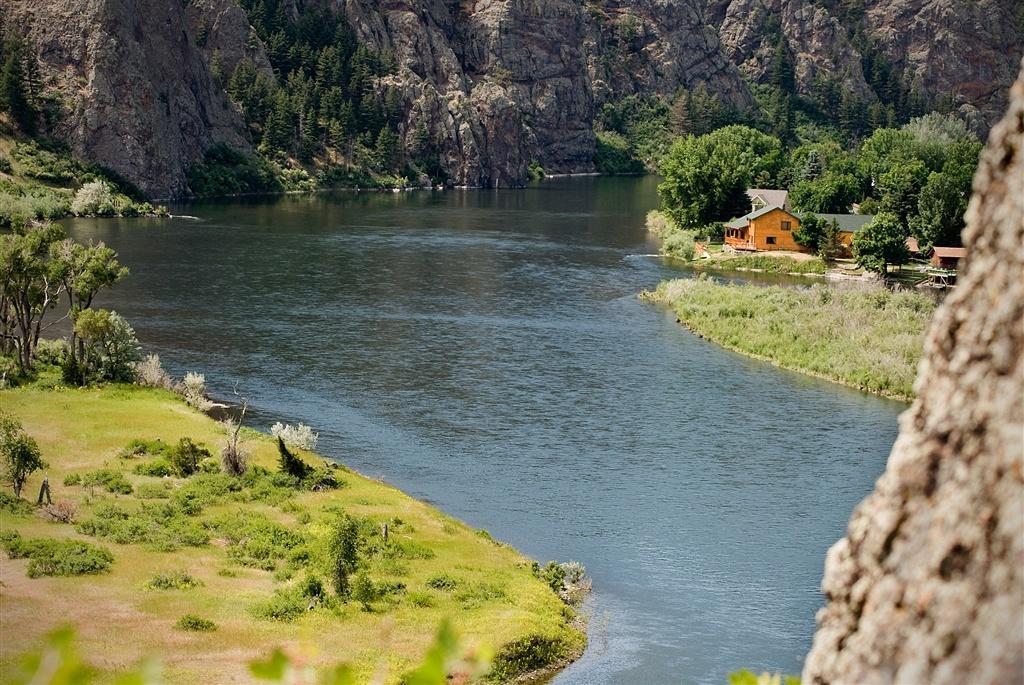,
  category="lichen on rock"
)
[803,59,1024,685]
